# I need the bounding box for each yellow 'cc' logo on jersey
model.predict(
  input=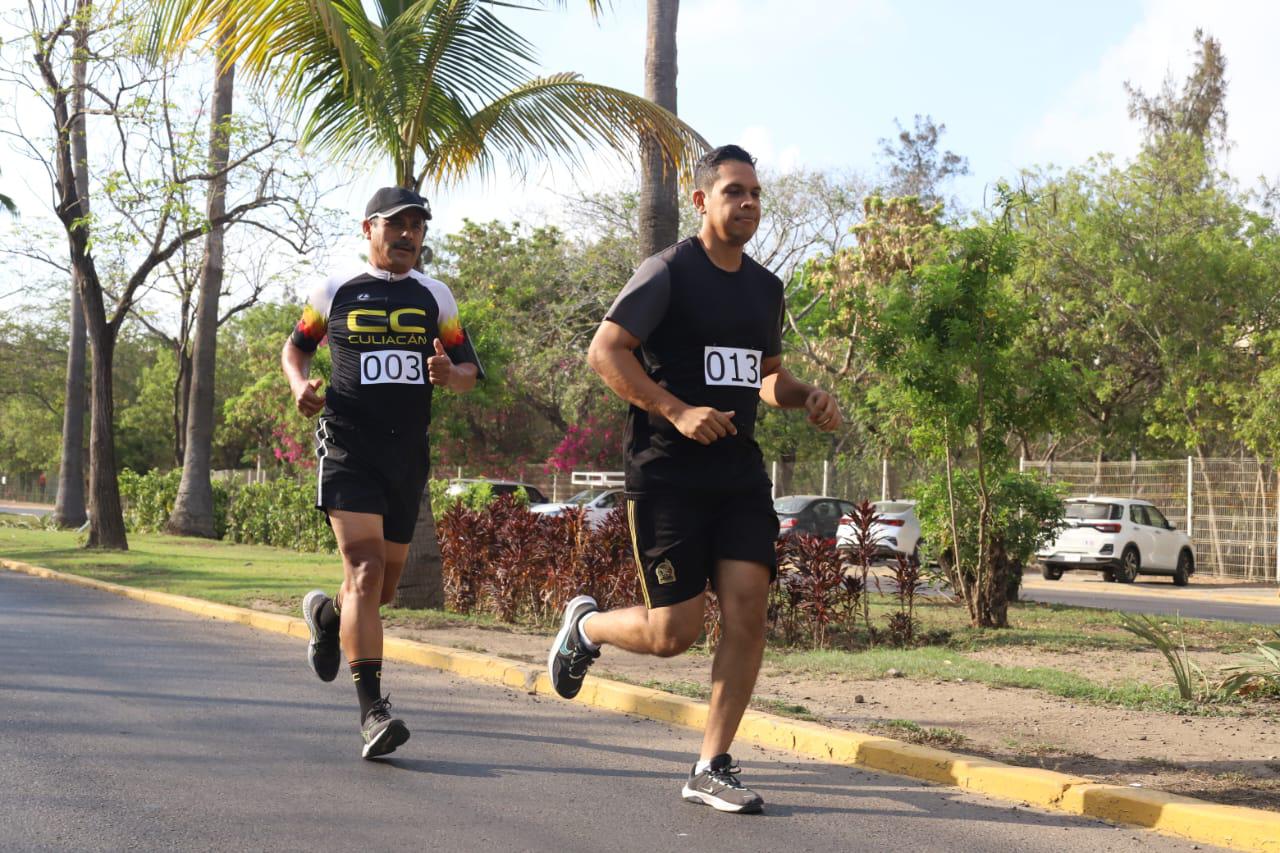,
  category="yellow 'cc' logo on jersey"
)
[347,308,428,333]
